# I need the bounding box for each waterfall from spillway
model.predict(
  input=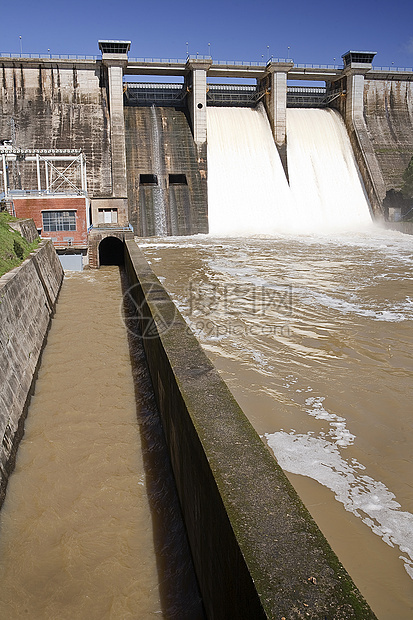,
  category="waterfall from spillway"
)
[206,105,372,235]
[287,108,372,230]
[207,105,294,235]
